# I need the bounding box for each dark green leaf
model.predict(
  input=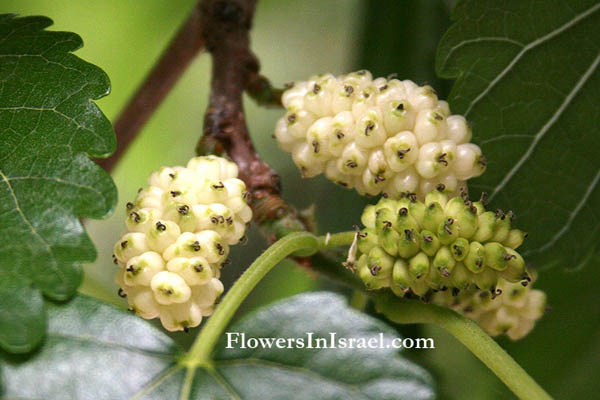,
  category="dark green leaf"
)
[0,296,182,399]
[0,272,45,353]
[1,292,435,400]
[210,292,434,400]
[0,14,117,352]
[357,0,453,98]
[436,0,600,270]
